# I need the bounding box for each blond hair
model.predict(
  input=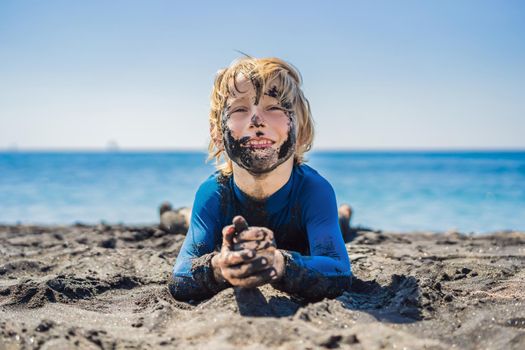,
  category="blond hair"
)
[208,56,315,176]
